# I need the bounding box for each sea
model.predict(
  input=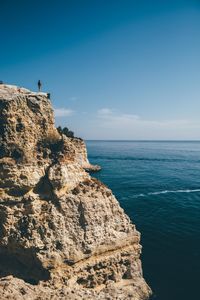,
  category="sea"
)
[86,141,200,300]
